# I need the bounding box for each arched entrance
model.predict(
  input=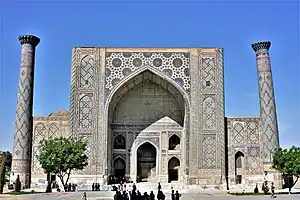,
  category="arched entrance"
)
[106,69,188,178]
[168,157,180,183]
[113,157,126,181]
[235,151,244,184]
[137,142,157,182]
